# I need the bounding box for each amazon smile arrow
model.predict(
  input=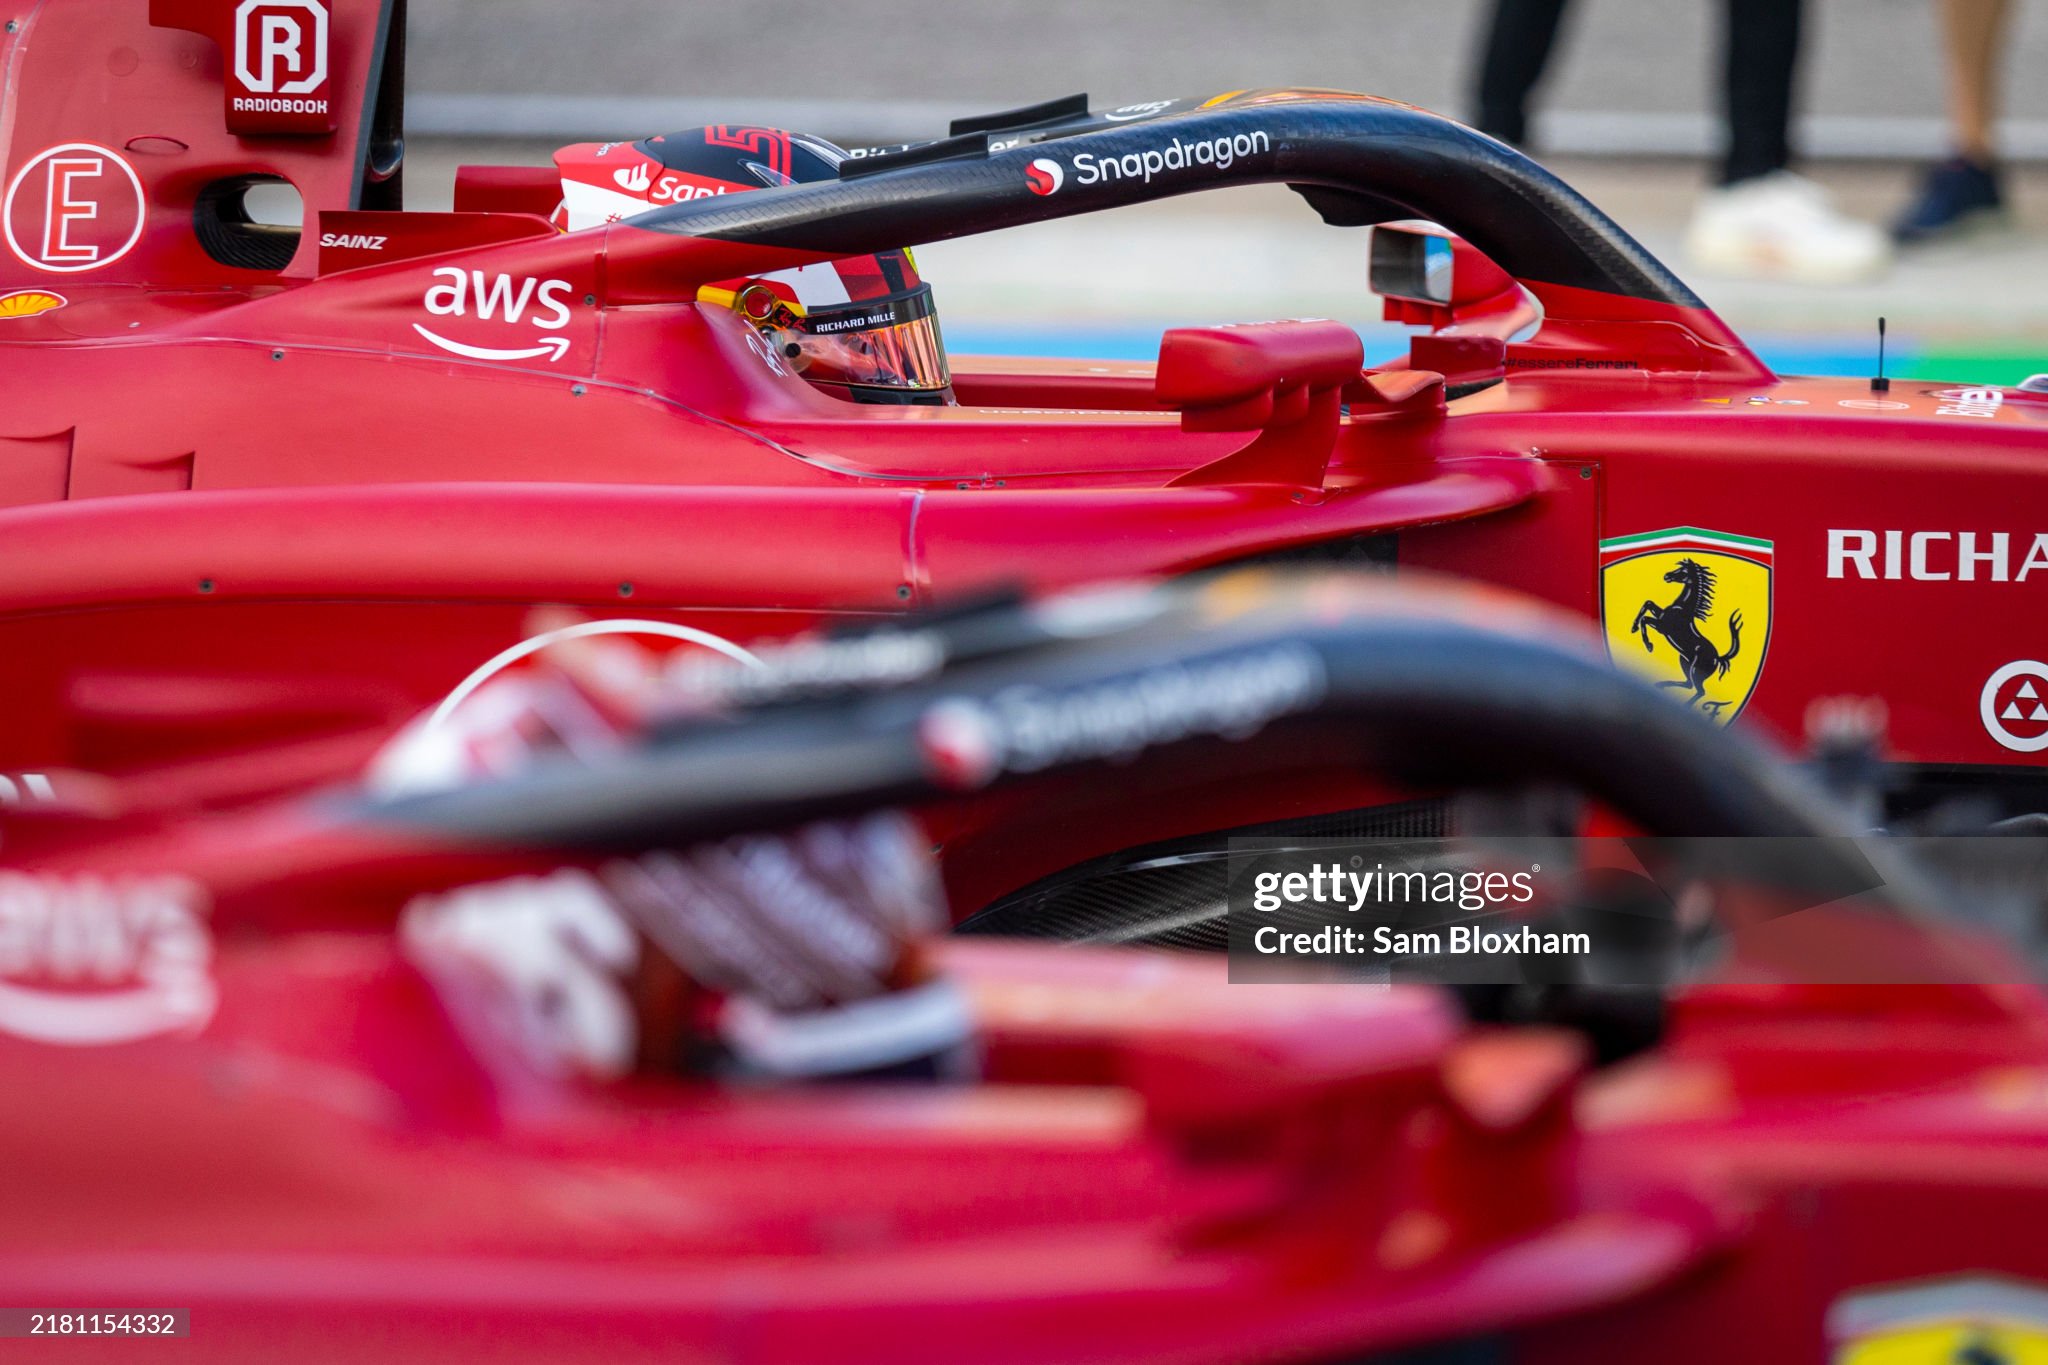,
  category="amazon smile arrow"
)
[412,325,572,364]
